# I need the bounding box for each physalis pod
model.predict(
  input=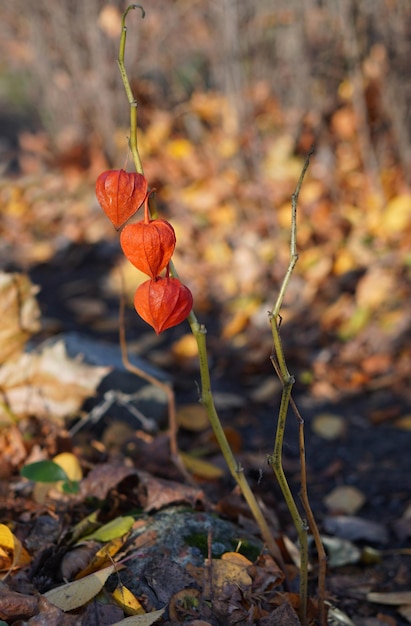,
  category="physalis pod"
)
[96,169,148,229]
[120,219,176,279]
[134,276,193,334]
